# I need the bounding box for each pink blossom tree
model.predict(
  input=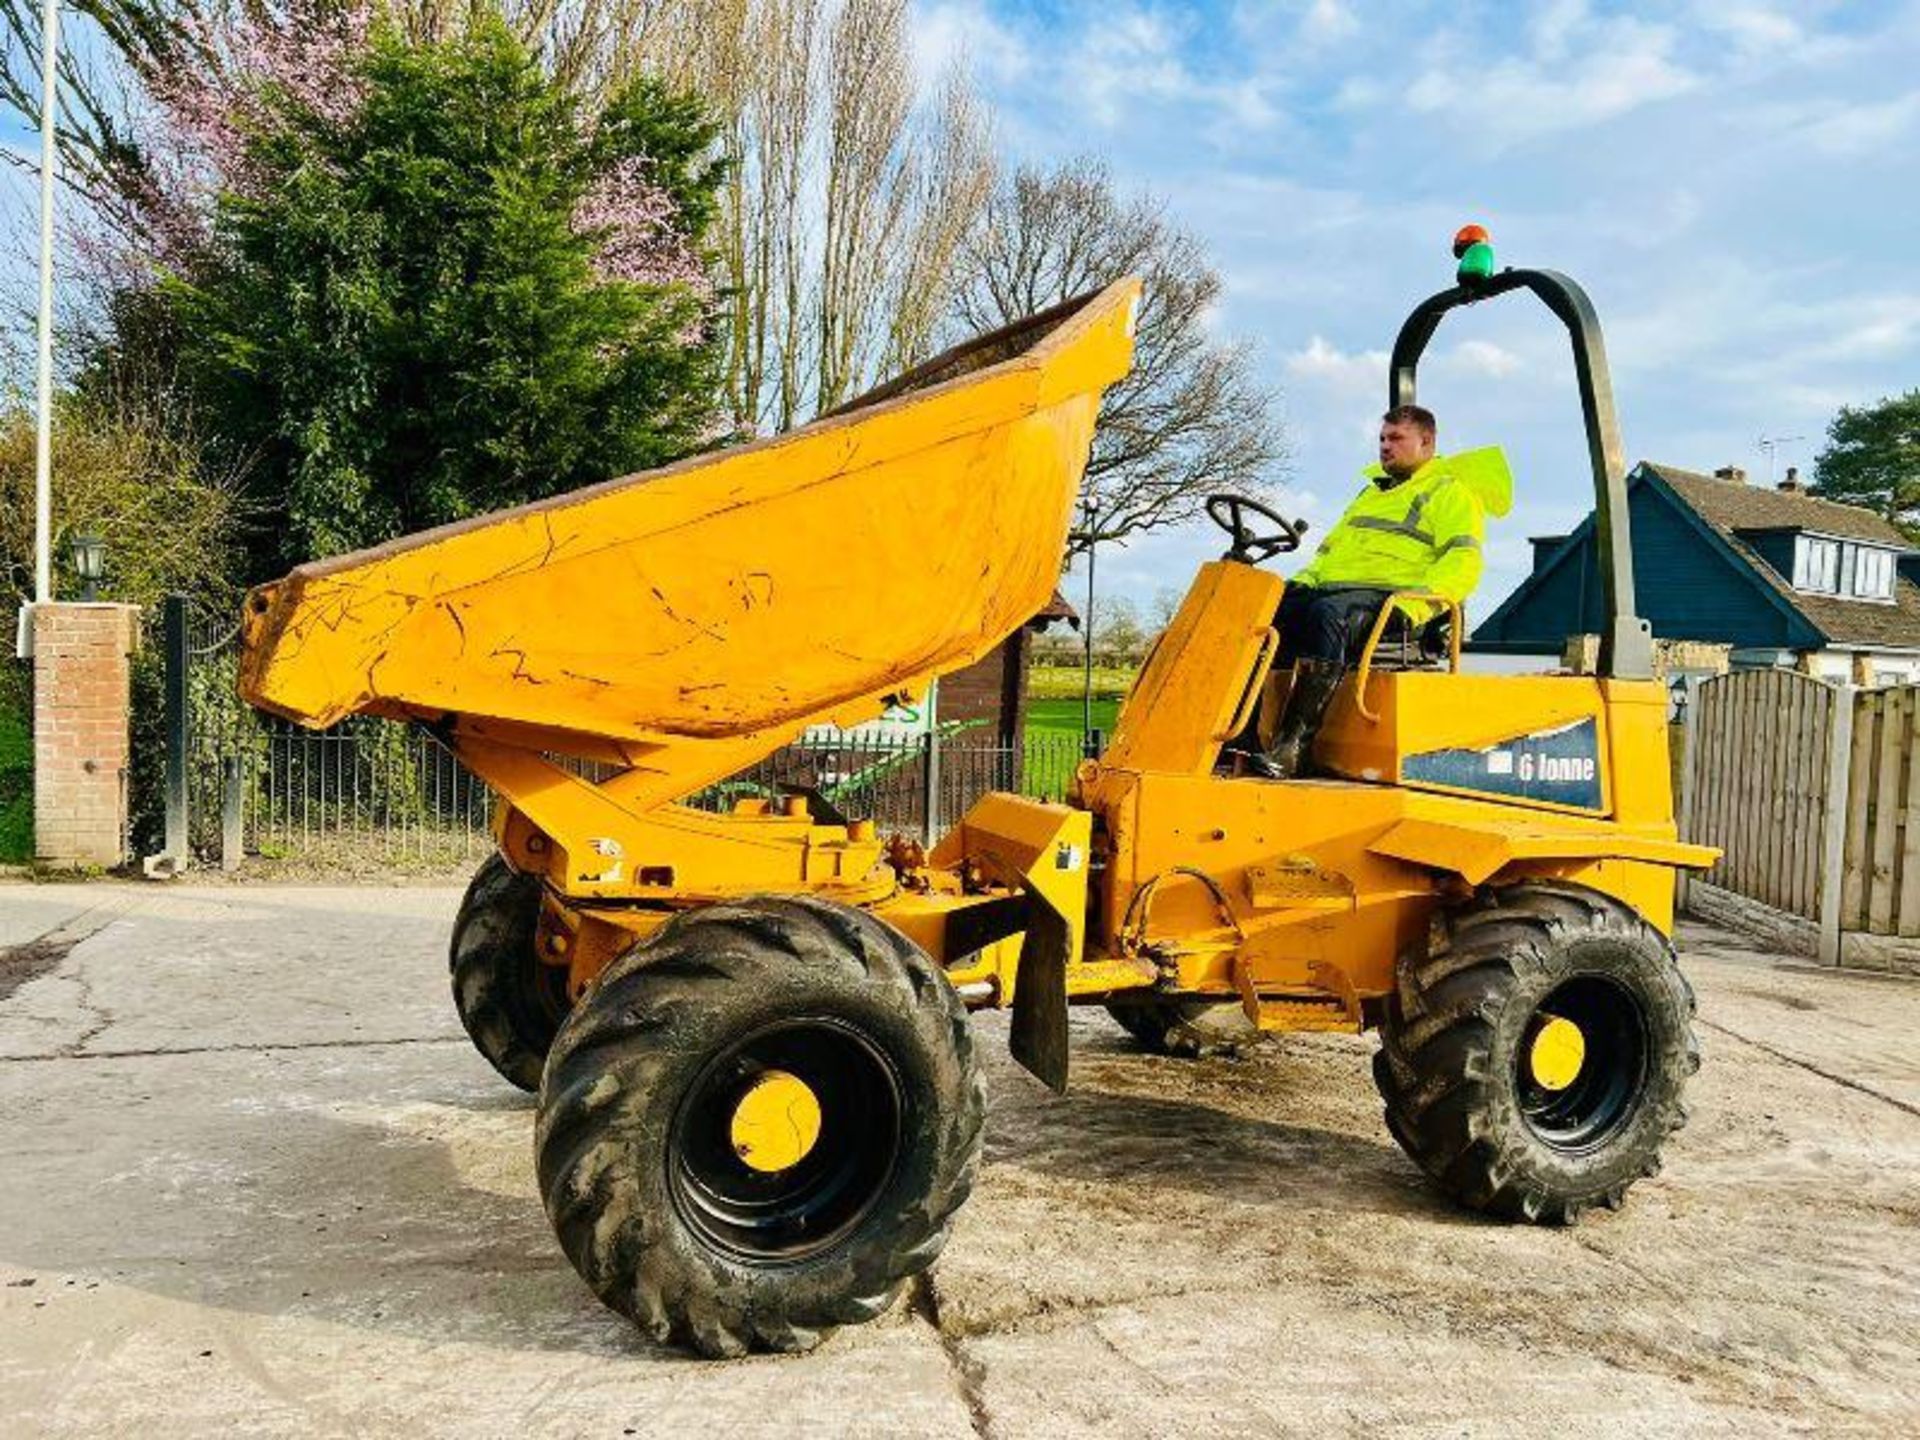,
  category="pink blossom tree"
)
[95,2,704,303]
[75,10,727,574]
